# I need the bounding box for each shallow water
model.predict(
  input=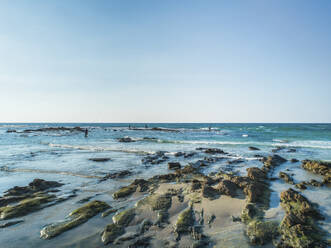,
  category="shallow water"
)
[0,123,330,247]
